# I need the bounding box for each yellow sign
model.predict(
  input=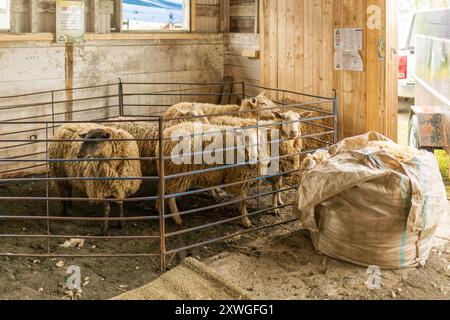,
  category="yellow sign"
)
[56,0,85,44]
